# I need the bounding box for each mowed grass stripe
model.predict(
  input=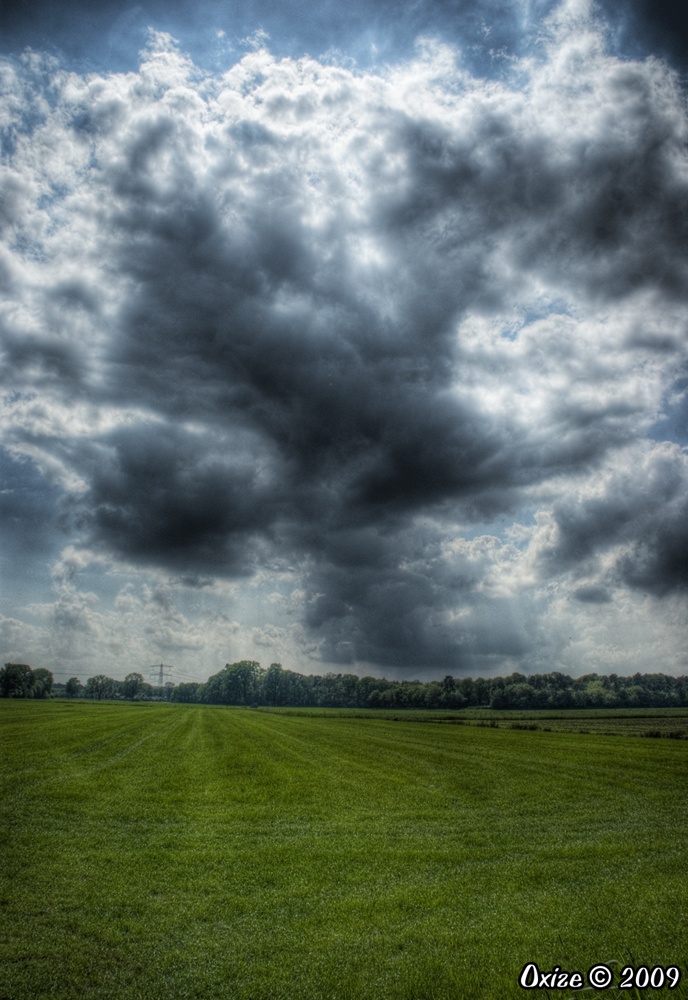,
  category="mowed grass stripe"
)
[0,700,182,786]
[1,701,686,1000]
